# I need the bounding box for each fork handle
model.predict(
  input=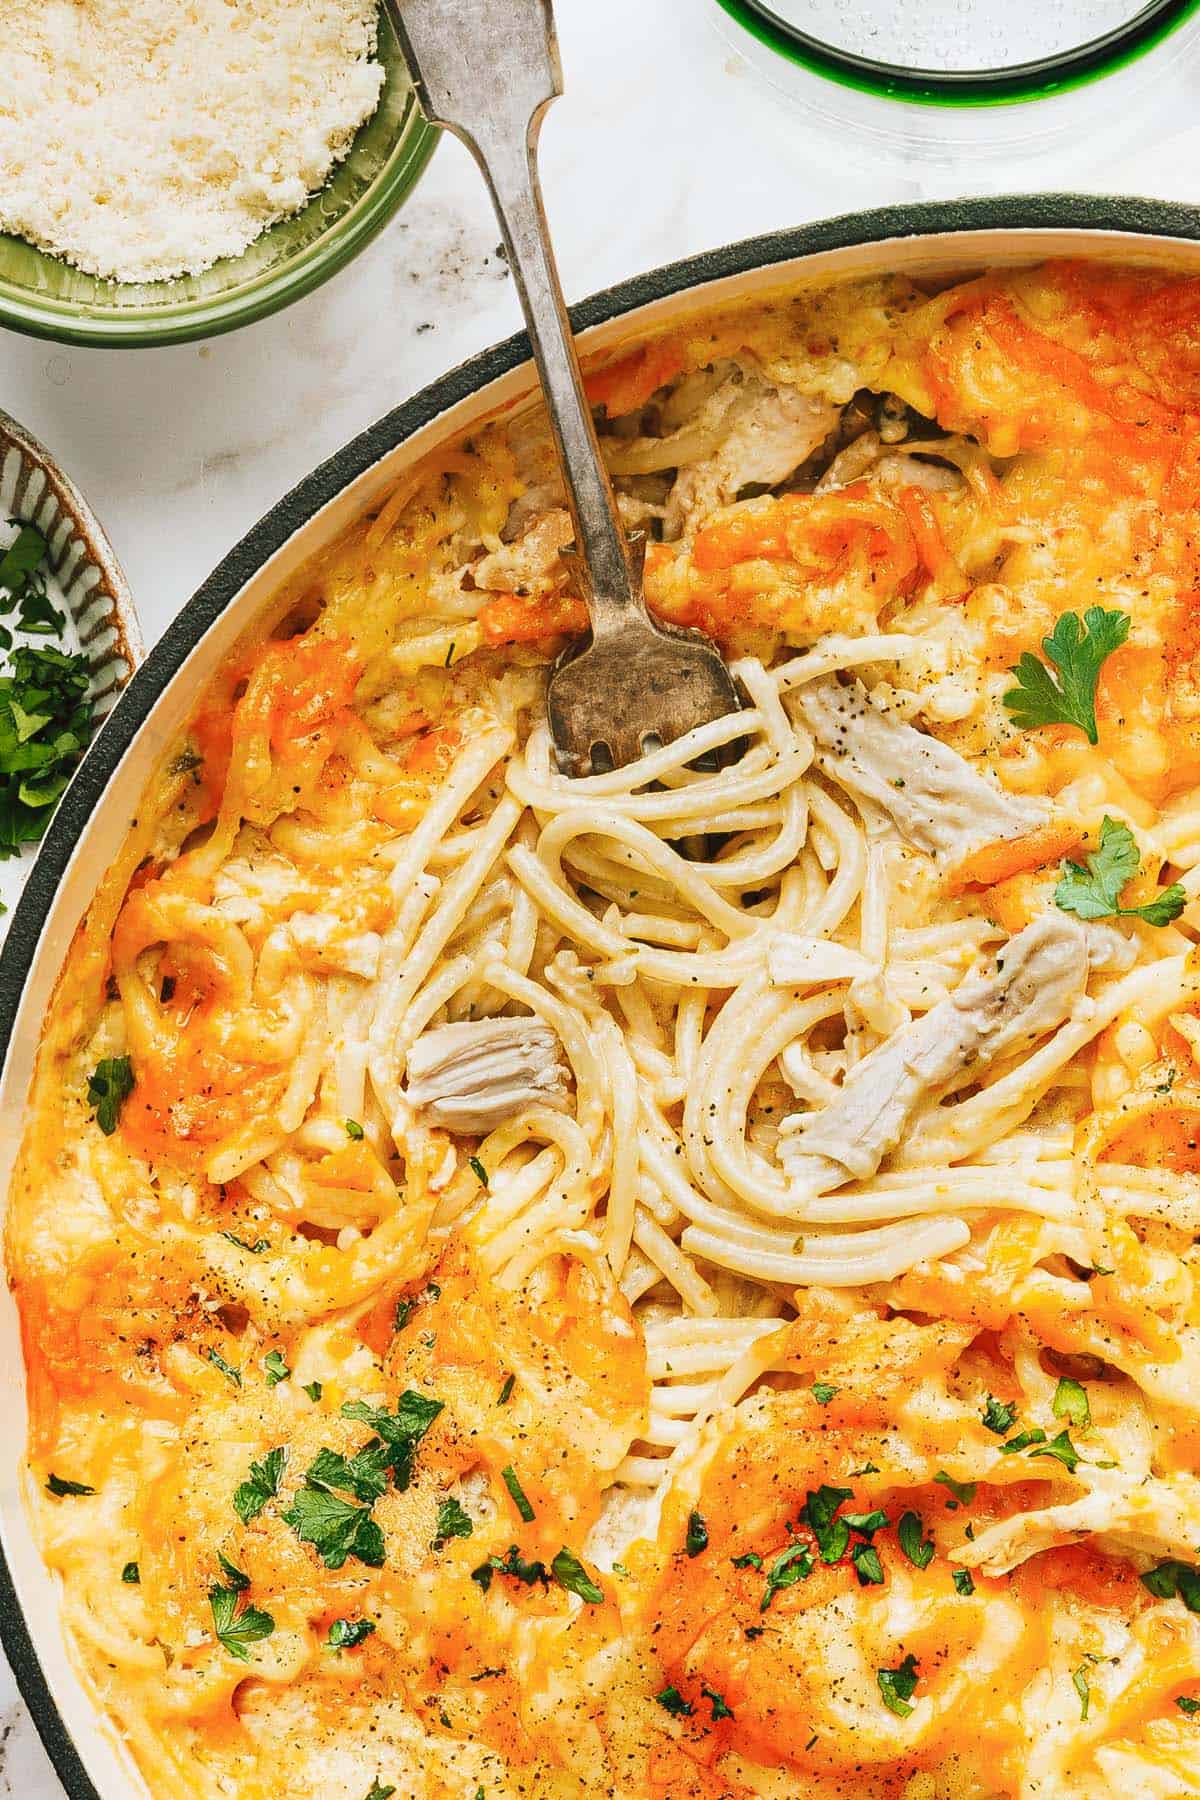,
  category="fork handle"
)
[386,0,642,634]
